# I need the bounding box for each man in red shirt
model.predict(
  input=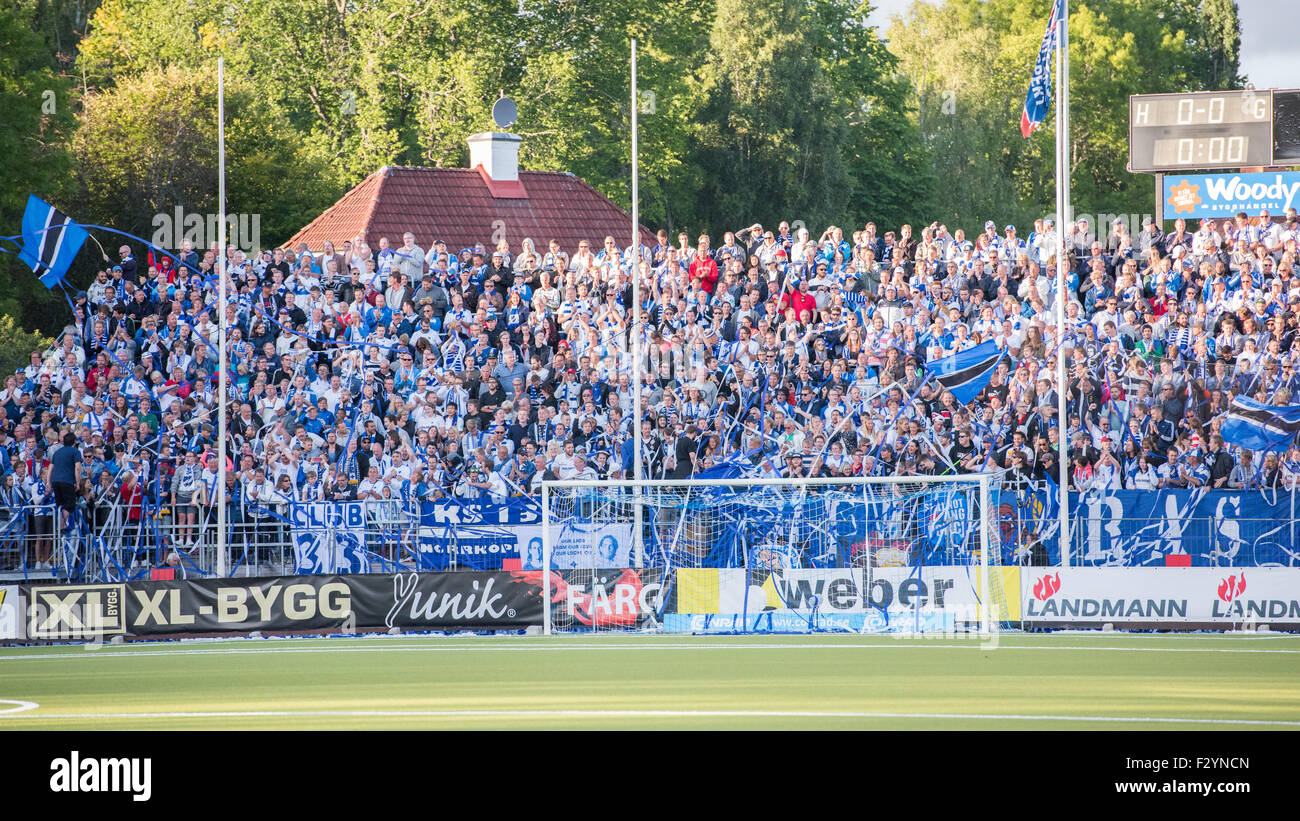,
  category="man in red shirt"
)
[688,248,719,294]
[780,278,818,321]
